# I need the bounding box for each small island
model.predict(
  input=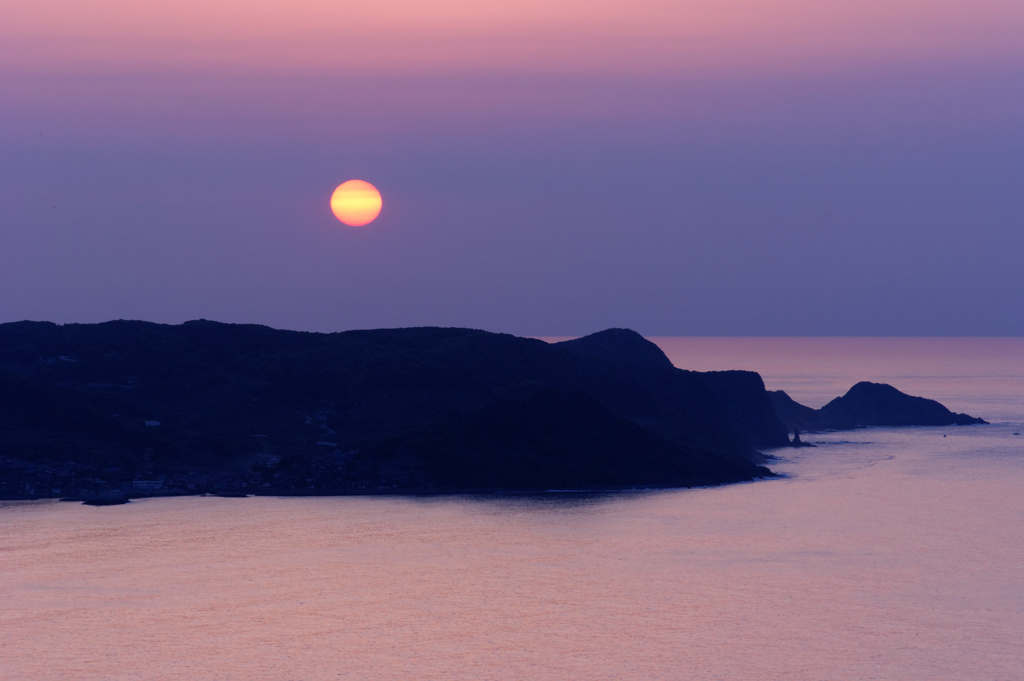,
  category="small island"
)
[770,381,986,432]
[0,321,985,502]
